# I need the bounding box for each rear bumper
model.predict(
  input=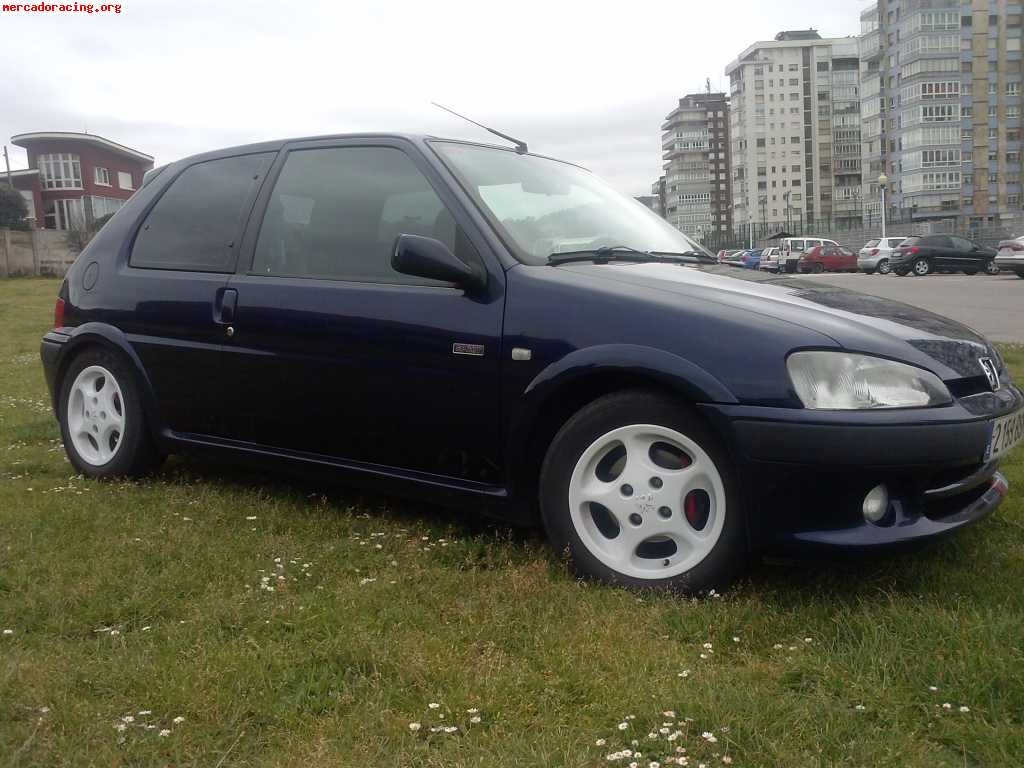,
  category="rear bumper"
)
[698,390,1021,553]
[40,330,71,413]
[995,254,1024,274]
[857,254,884,269]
